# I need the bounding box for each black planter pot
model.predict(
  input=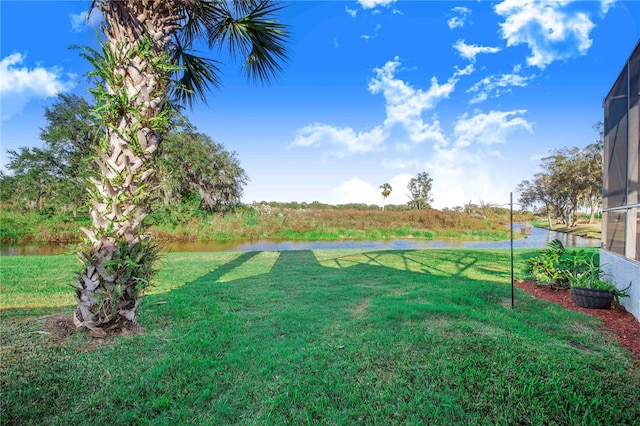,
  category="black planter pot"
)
[572,287,614,309]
